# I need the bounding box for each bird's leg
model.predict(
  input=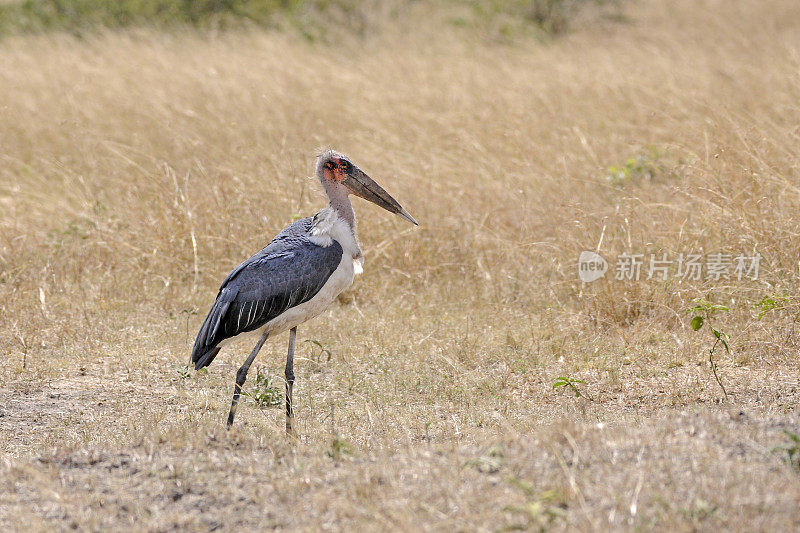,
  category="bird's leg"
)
[285,326,297,435]
[227,329,270,428]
